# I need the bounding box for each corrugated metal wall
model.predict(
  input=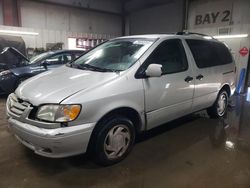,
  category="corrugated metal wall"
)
[0,0,122,49]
